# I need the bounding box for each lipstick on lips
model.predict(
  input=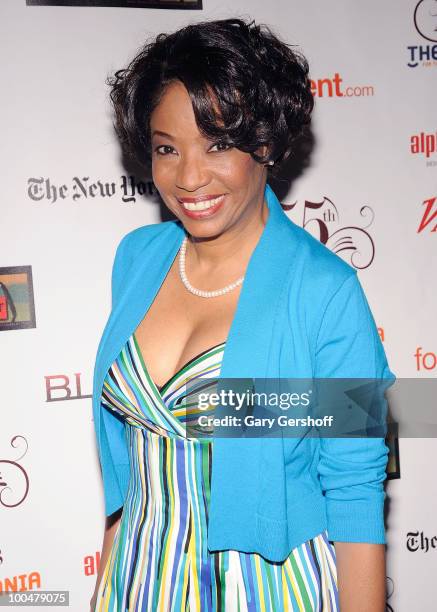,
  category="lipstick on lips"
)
[177,194,226,219]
